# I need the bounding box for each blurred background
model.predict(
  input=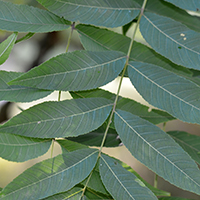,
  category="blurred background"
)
[0,0,200,199]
